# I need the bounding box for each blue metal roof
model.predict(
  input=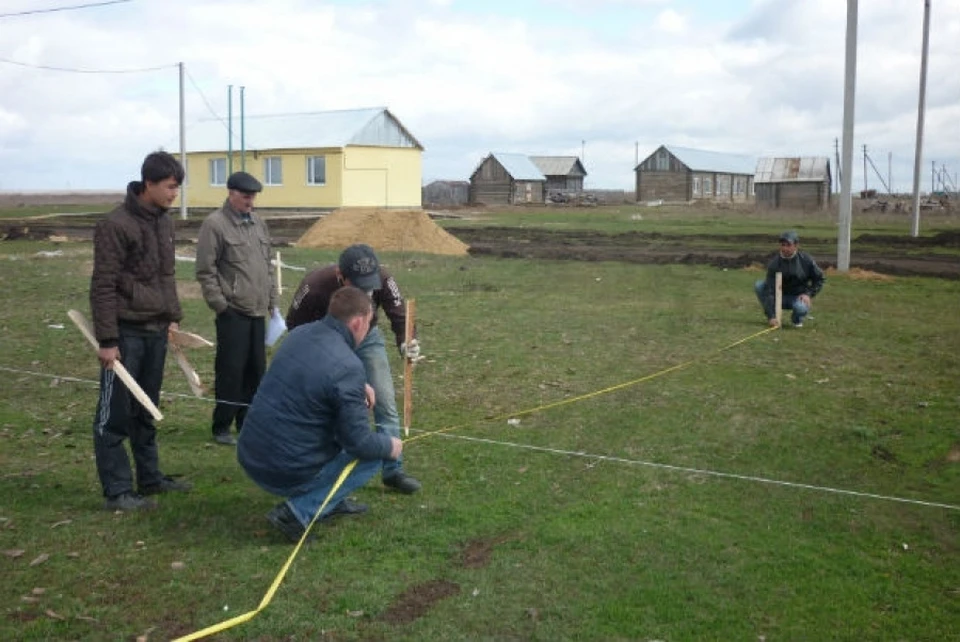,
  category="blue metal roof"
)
[653,145,756,175]
[490,152,546,180]
[181,107,423,153]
